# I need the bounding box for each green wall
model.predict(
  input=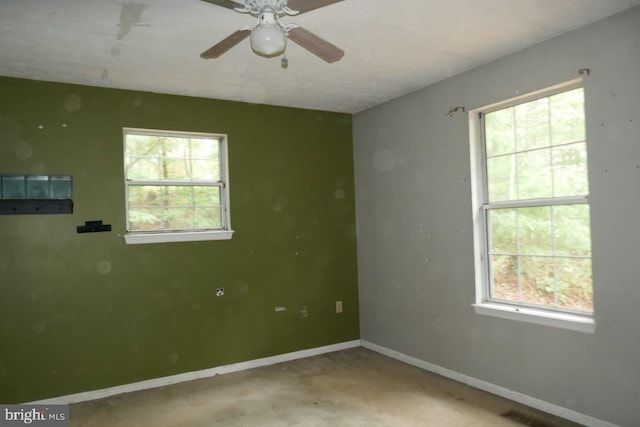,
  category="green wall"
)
[0,76,359,403]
